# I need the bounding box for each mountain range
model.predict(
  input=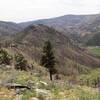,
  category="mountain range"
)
[0,14,100,45]
[0,14,100,74]
[19,14,100,44]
